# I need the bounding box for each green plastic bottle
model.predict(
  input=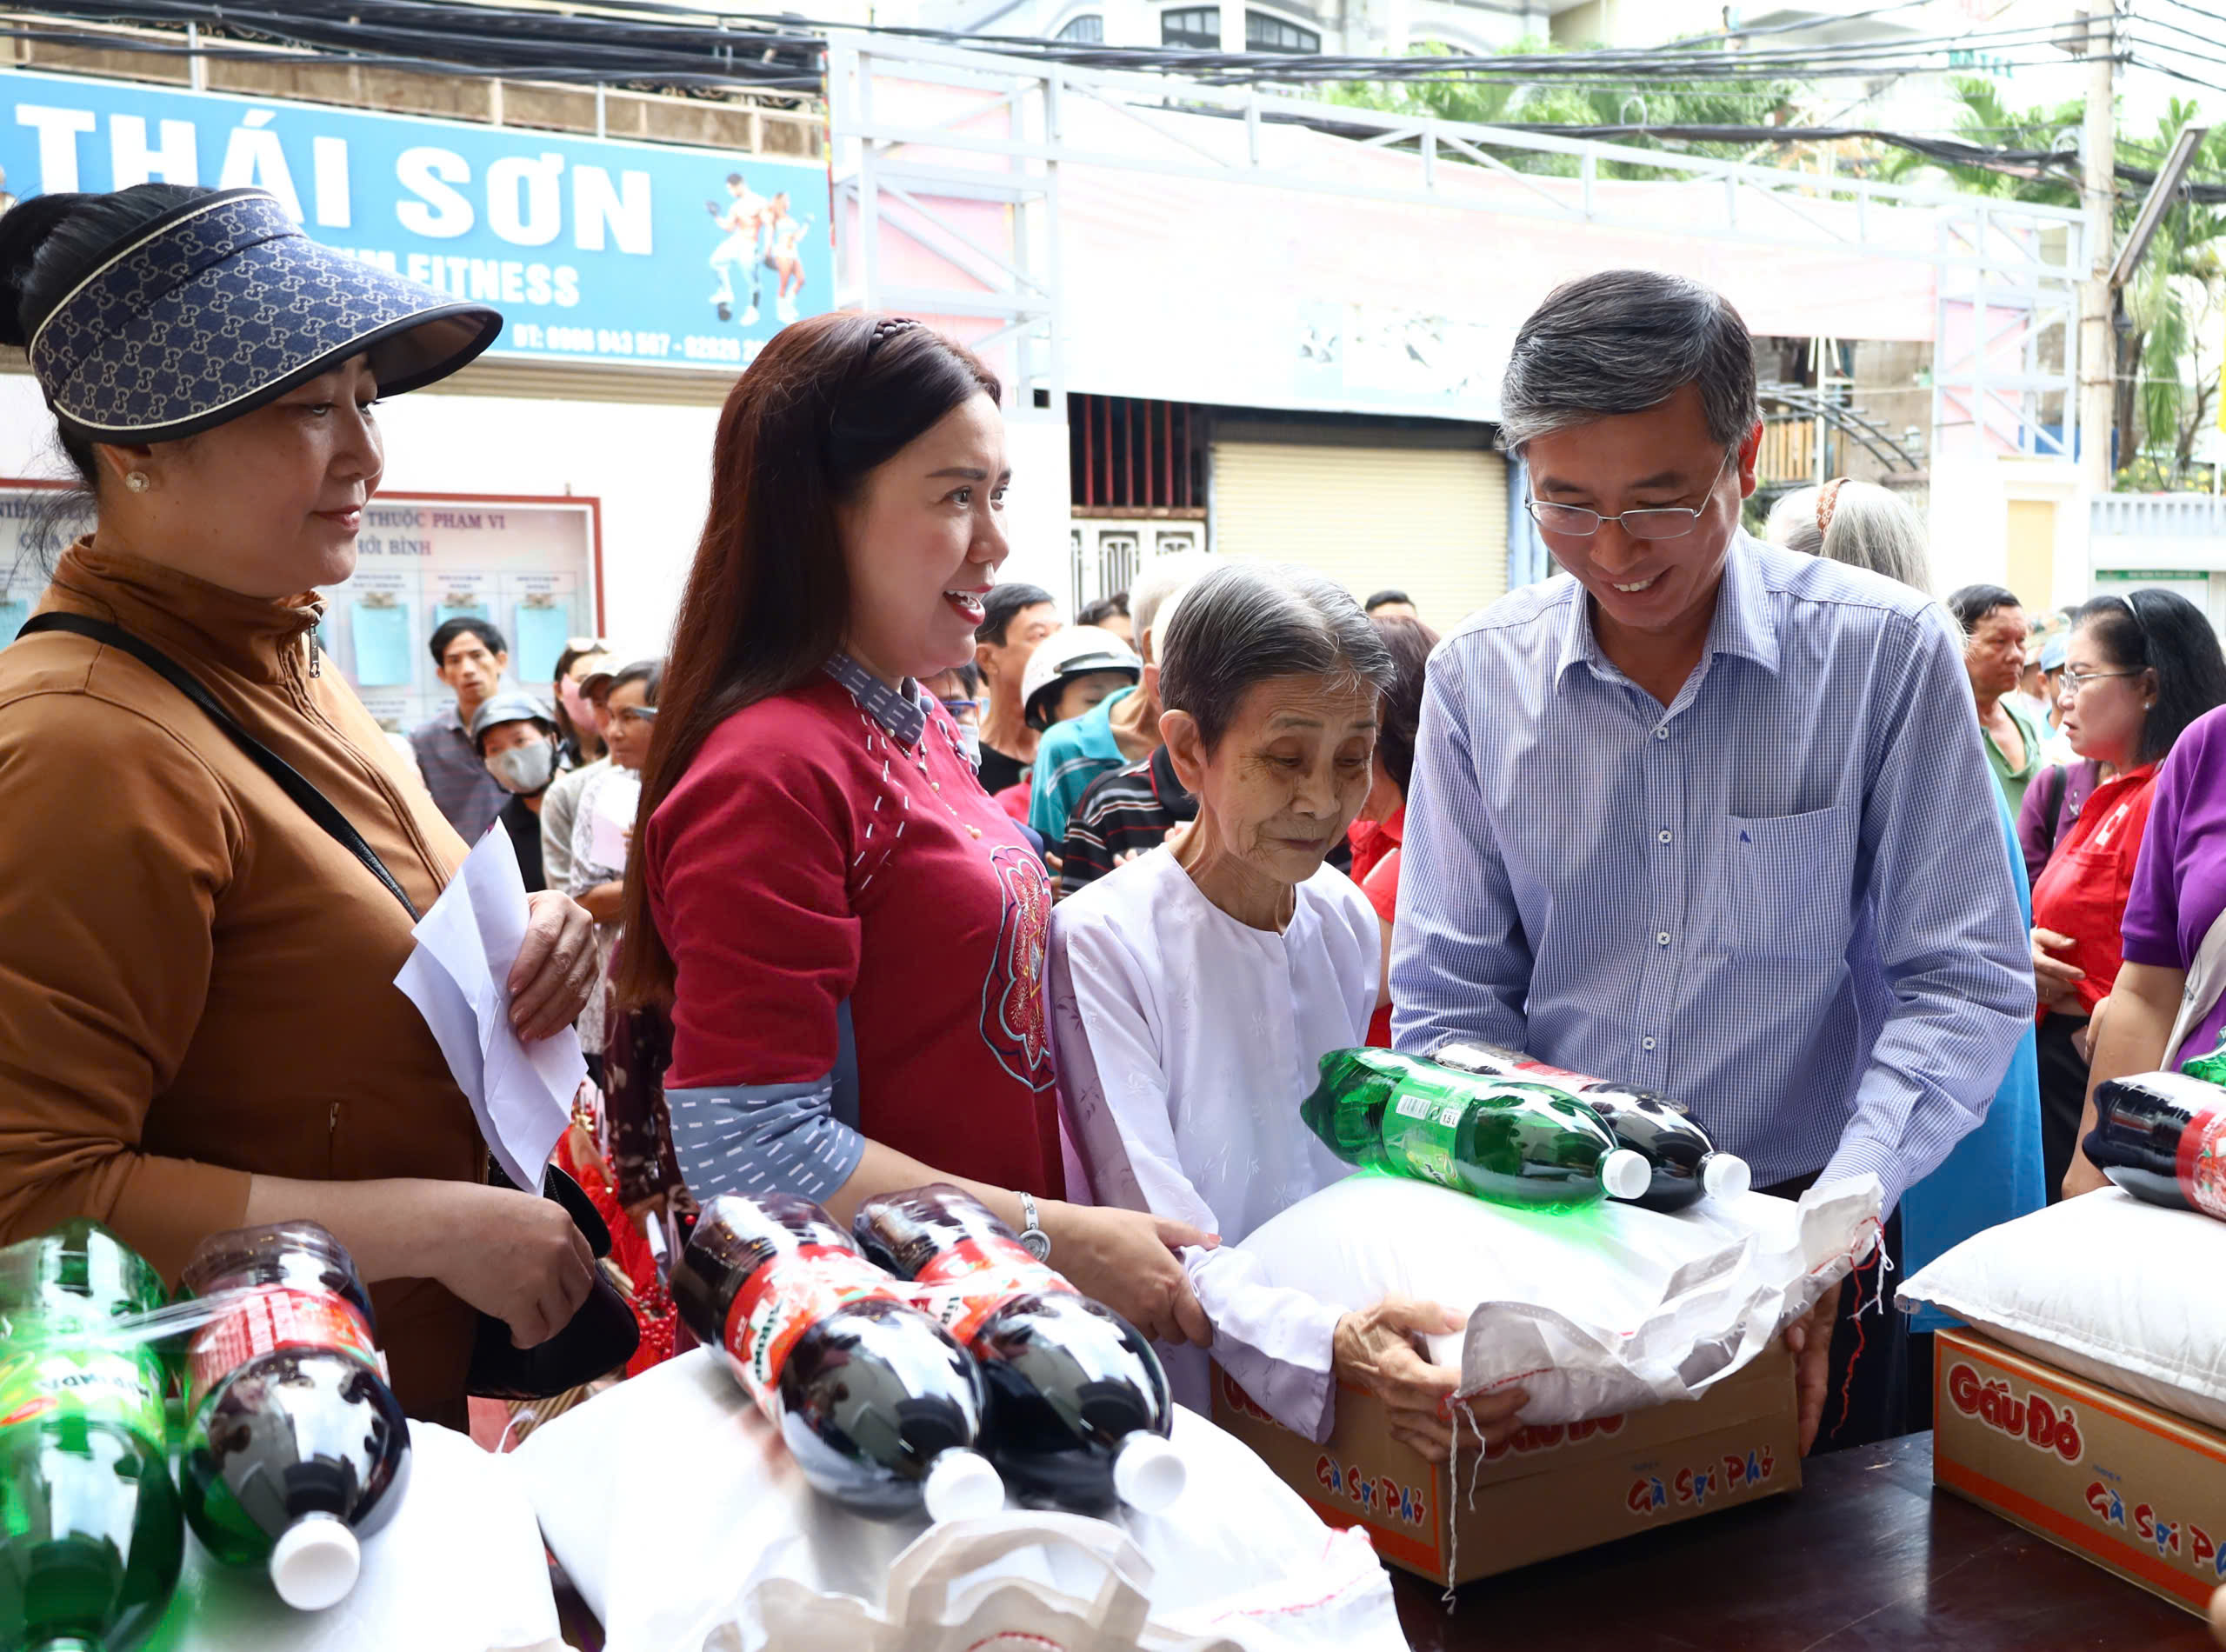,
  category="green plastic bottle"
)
[1301,1047,1651,1209]
[2183,1036,2226,1086]
[0,1221,183,1652]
